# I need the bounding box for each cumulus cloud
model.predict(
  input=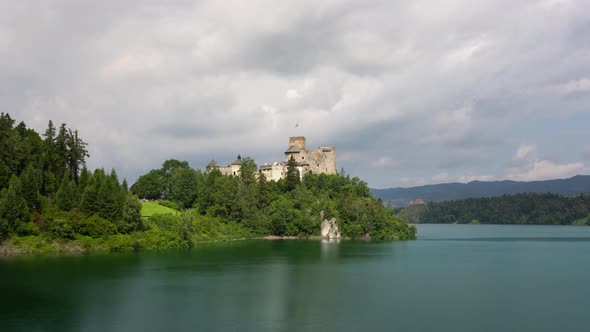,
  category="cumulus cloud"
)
[505,144,590,181]
[513,143,537,162]
[505,160,588,181]
[2,0,590,187]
